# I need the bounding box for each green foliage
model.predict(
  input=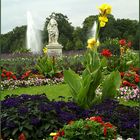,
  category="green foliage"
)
[1,13,139,53]
[57,119,116,140]
[1,94,64,139]
[133,25,140,50]
[64,51,104,108]
[57,55,84,73]
[72,27,86,49]
[64,50,121,109]
[0,58,34,78]
[98,38,120,56]
[0,26,27,53]
[102,71,121,100]
[119,50,139,72]
[35,55,60,77]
